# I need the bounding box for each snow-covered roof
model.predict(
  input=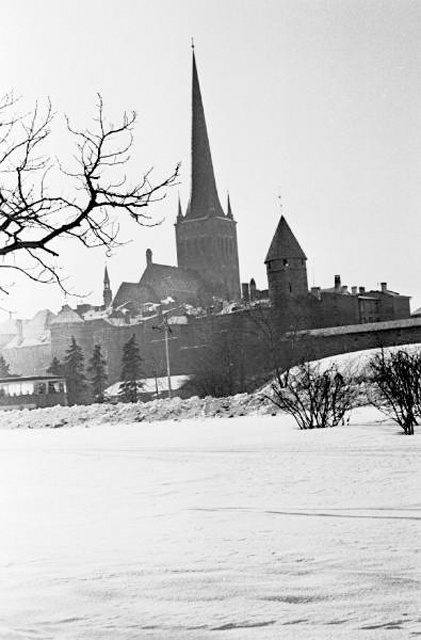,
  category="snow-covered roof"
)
[292,315,421,337]
[3,335,51,349]
[51,305,83,324]
[105,375,190,397]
